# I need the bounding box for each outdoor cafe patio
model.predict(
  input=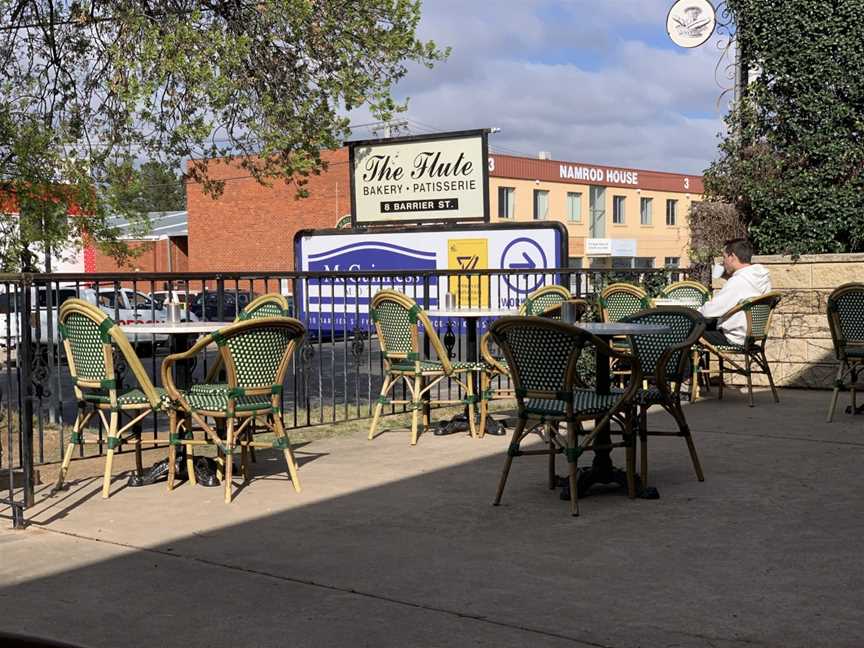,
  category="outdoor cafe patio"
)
[1,267,863,647]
